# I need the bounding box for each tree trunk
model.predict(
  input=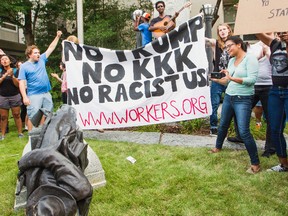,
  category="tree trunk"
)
[23,9,35,46]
